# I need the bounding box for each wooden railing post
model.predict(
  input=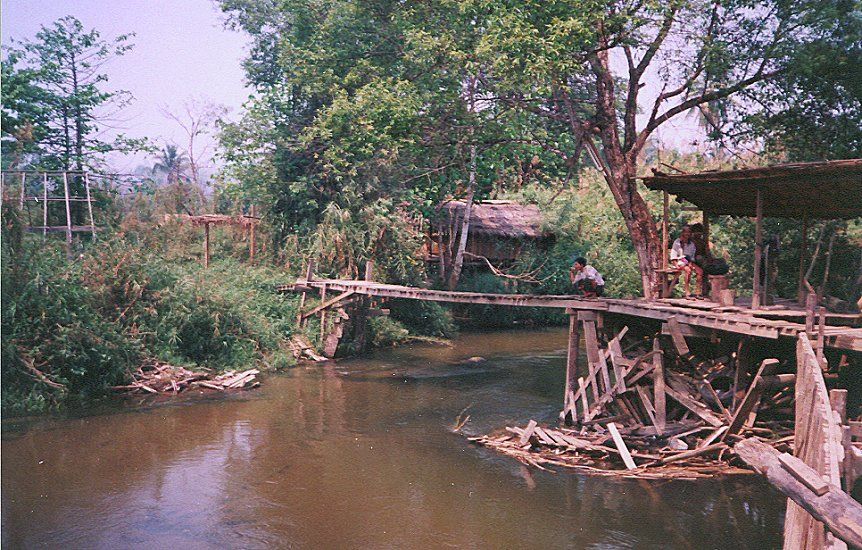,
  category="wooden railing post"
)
[563,311,580,423]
